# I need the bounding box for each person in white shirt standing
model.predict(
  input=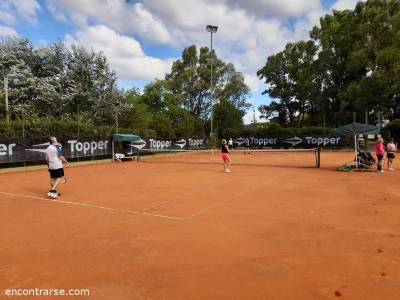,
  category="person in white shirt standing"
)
[45,137,68,199]
[386,138,397,171]
[228,138,233,150]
